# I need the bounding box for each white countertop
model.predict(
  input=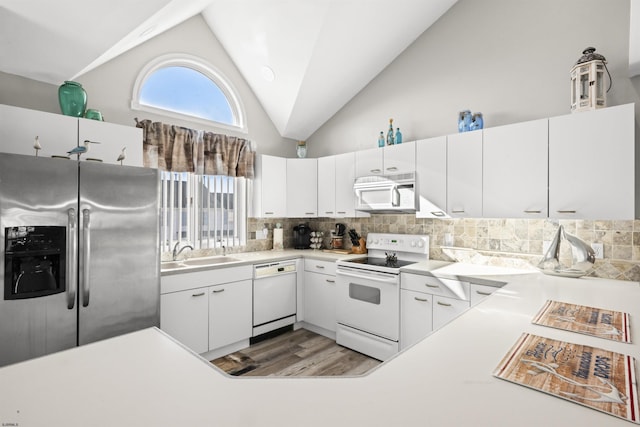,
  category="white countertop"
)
[1,269,639,426]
